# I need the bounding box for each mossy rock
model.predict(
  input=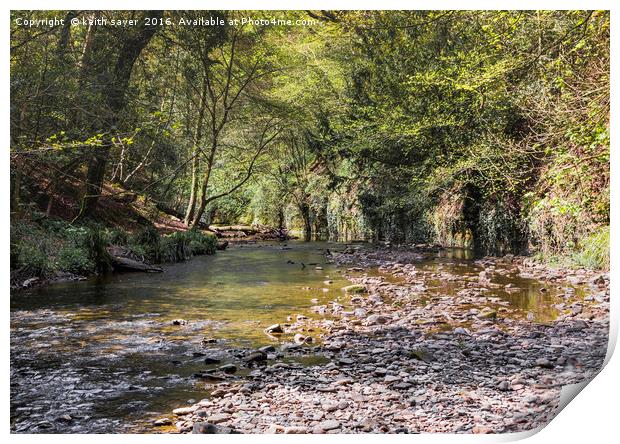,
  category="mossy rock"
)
[342,284,367,294]
[479,309,497,319]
